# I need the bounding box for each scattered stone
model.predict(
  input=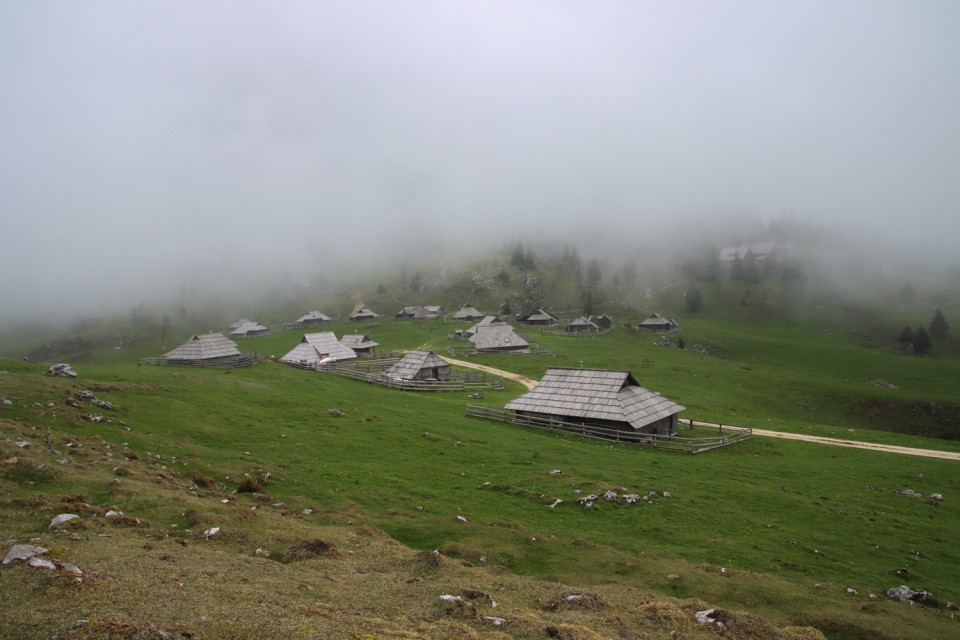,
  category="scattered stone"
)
[869,378,898,389]
[439,594,463,603]
[603,490,619,502]
[482,616,506,626]
[663,491,672,498]
[0,395,12,406]
[456,515,469,523]
[49,514,80,529]
[3,544,48,565]
[548,499,563,509]
[302,508,314,515]
[203,527,220,539]
[893,489,923,498]
[667,574,680,580]
[54,560,83,582]
[695,608,728,631]
[15,440,30,448]
[549,469,563,476]
[105,510,123,518]
[624,494,641,504]
[887,585,933,603]
[577,494,598,508]
[930,493,944,502]
[846,587,858,595]
[328,408,344,417]
[28,556,56,570]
